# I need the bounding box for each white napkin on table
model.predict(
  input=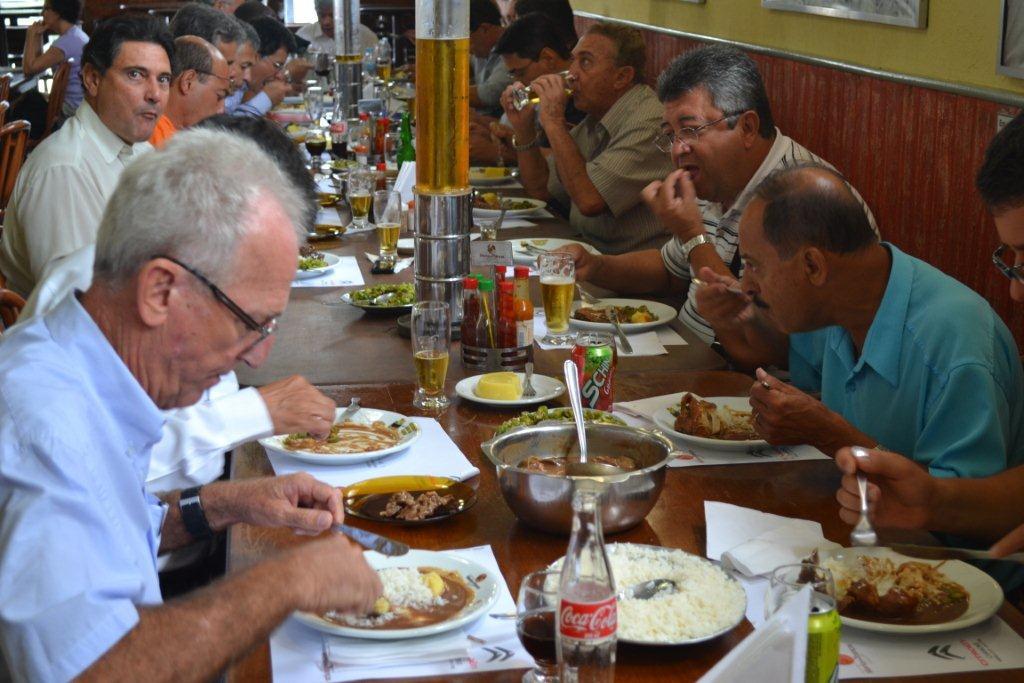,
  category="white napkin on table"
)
[393,161,415,205]
[705,501,842,578]
[316,206,345,227]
